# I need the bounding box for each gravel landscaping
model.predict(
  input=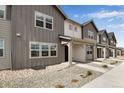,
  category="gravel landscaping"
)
[0,63,102,88]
